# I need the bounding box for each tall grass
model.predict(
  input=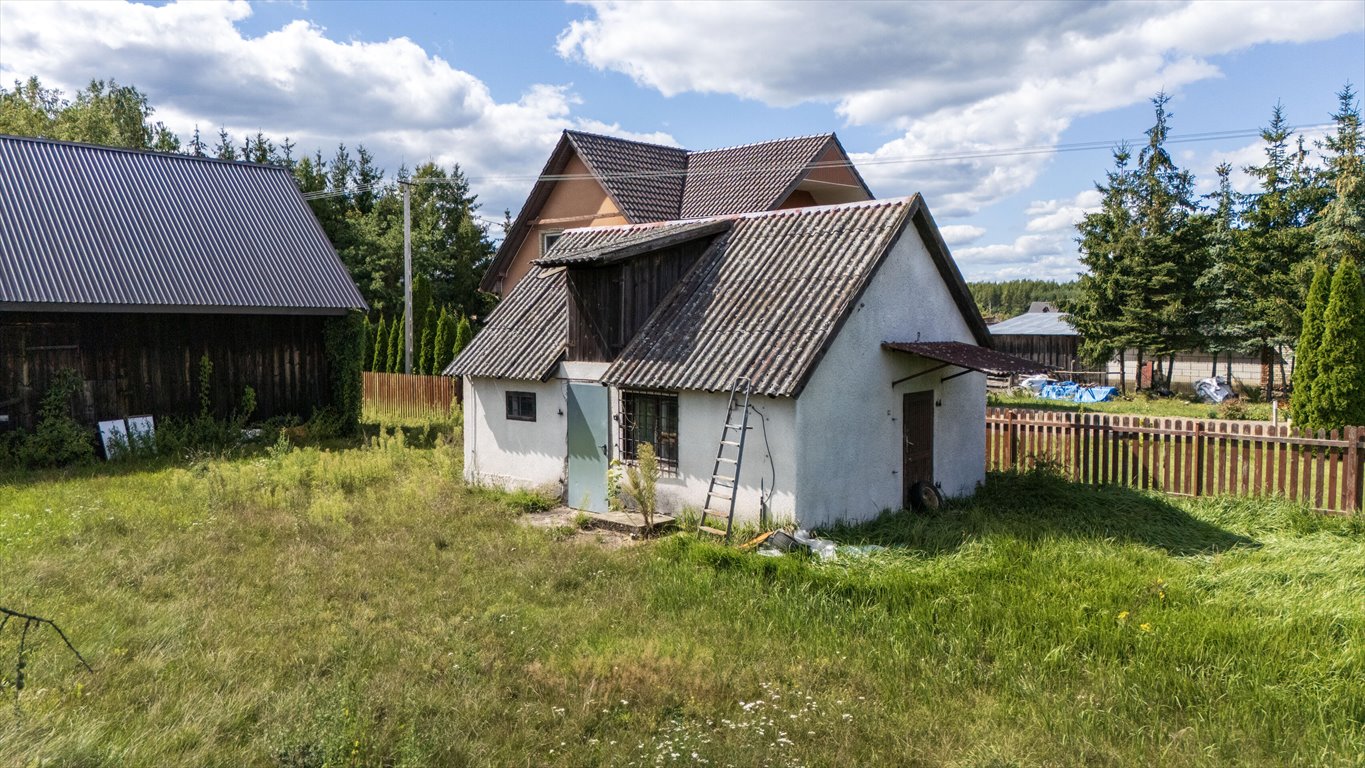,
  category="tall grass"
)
[1,444,1361,766]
